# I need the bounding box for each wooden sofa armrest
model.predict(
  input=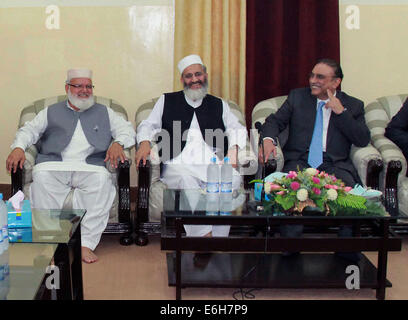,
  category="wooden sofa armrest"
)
[384,160,403,216]
[117,160,131,224]
[11,167,23,196]
[136,159,151,225]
